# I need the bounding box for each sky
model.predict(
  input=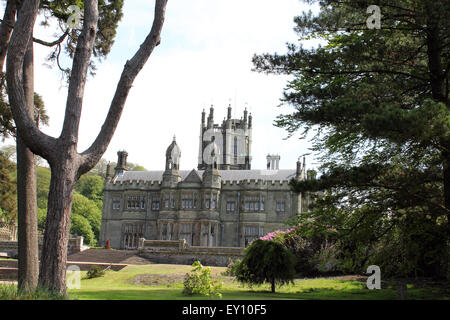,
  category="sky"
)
[3,0,321,172]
